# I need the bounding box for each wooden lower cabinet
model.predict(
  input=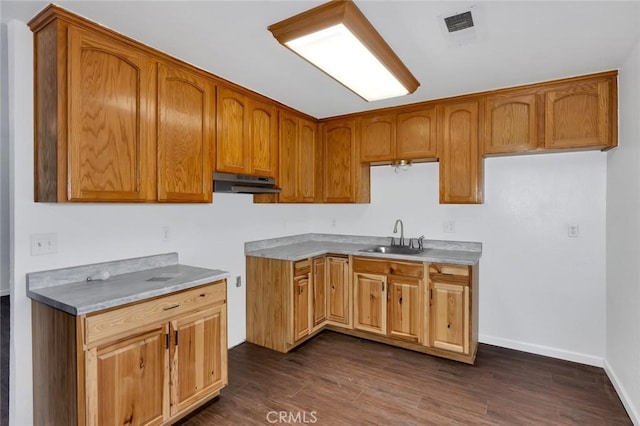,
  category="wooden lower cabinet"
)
[293,271,311,342]
[170,304,227,416]
[32,280,228,426]
[86,326,168,426]
[312,257,327,330]
[326,256,351,327]
[387,277,422,343]
[247,254,478,364]
[353,272,387,335]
